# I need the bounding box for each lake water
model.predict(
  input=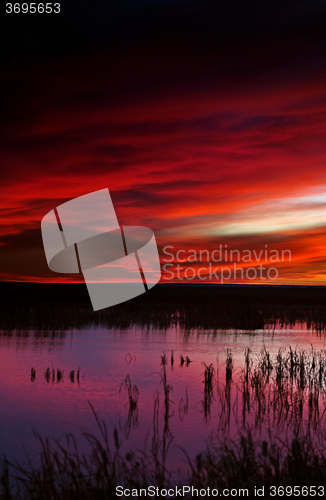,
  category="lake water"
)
[1,323,326,471]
